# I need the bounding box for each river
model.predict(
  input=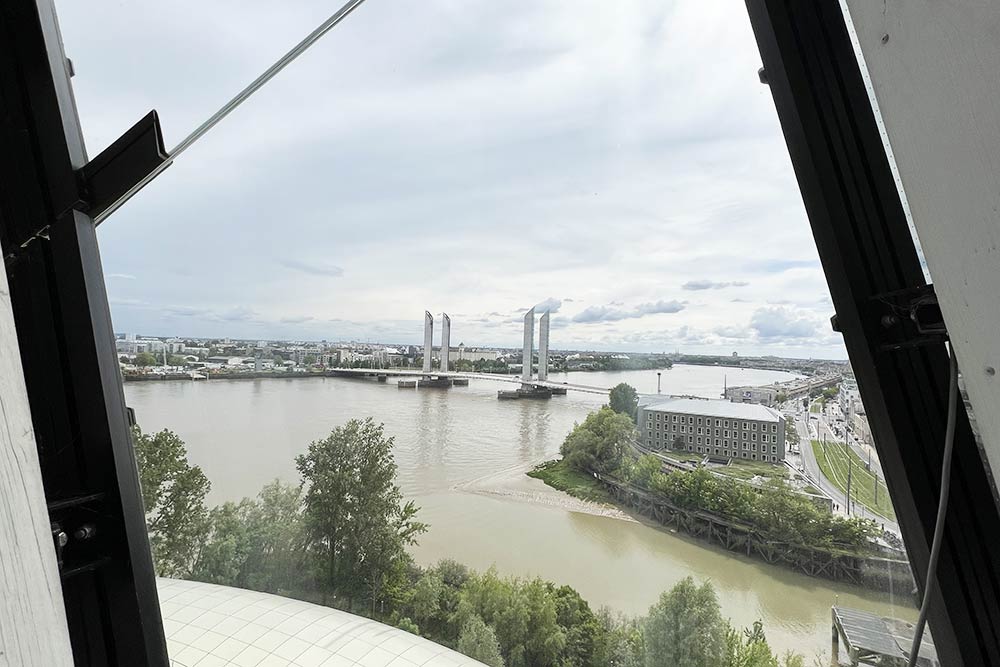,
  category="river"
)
[124,364,914,659]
